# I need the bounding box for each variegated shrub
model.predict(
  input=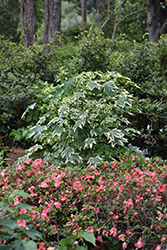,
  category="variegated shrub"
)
[25,71,139,166]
